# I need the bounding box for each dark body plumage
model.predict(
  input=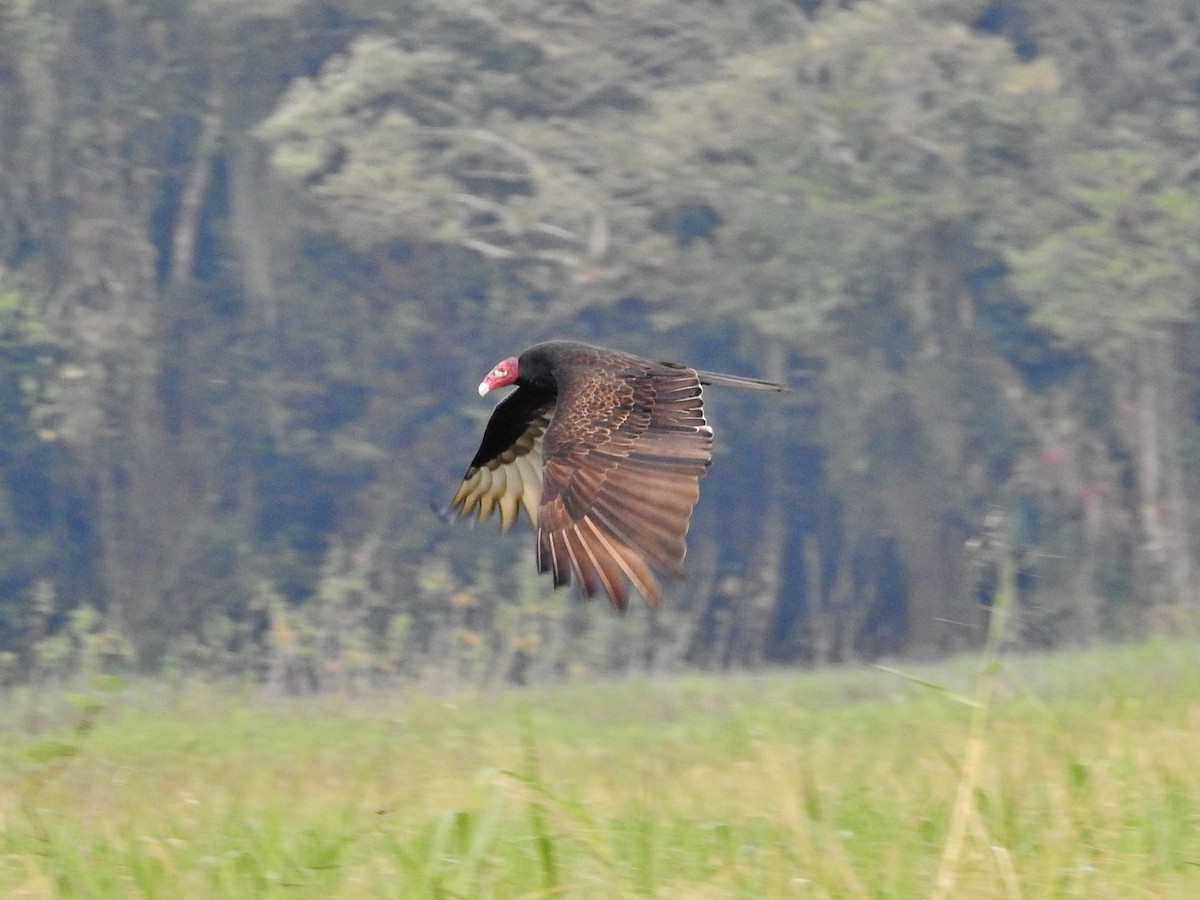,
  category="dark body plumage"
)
[449,341,785,609]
